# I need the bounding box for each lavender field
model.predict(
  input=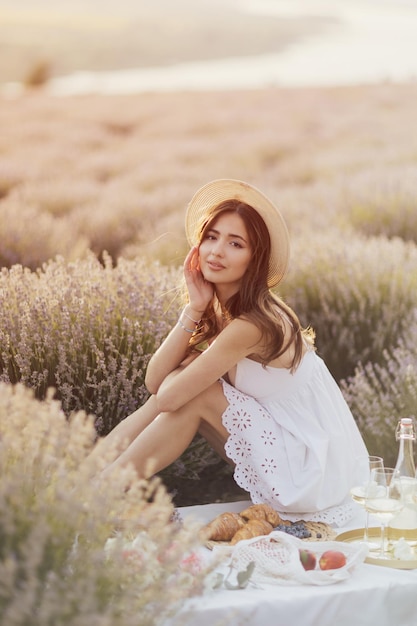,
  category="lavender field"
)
[1,82,417,482]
